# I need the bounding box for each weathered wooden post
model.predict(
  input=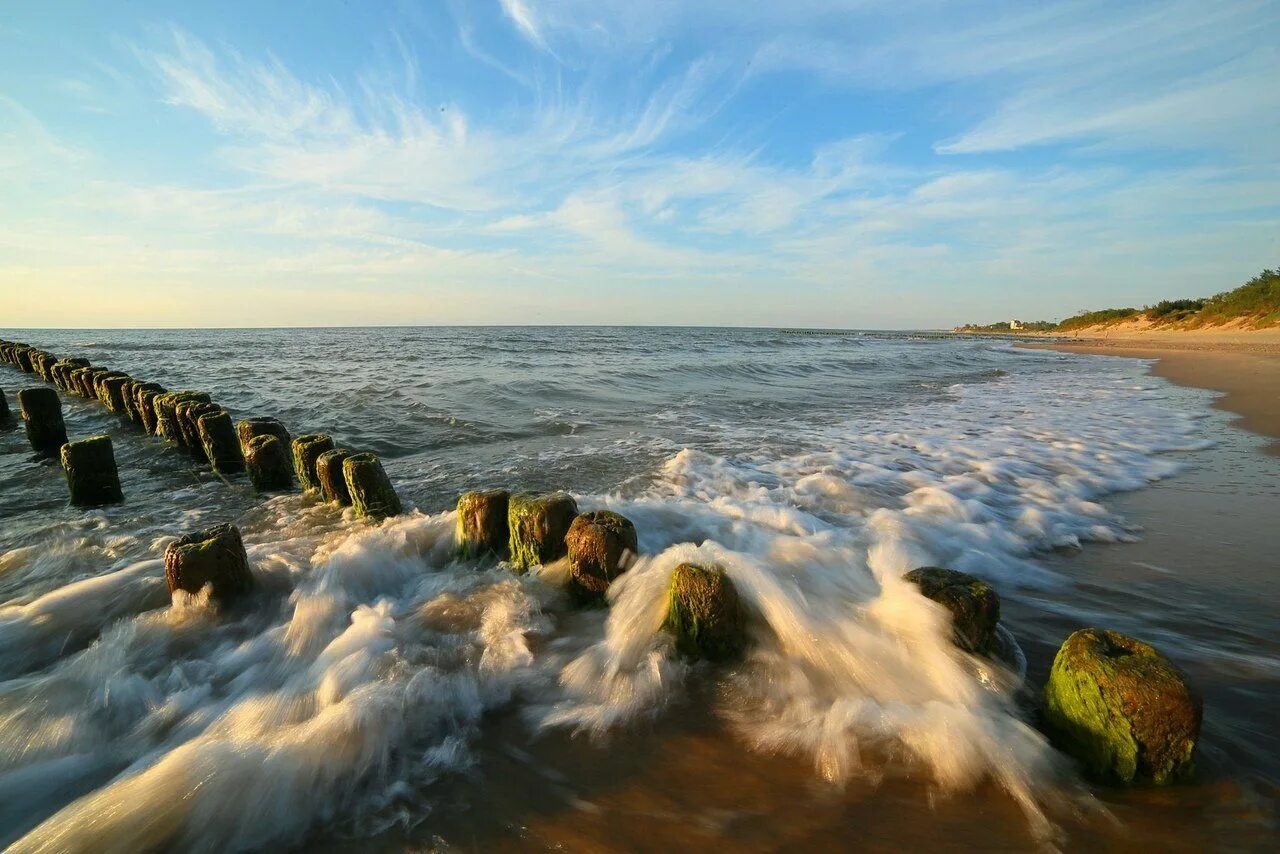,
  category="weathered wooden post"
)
[197,410,244,475]
[164,522,255,605]
[565,510,638,600]
[244,434,293,492]
[236,417,291,452]
[61,435,124,506]
[507,492,579,571]
[455,489,510,559]
[0,388,11,427]
[662,563,746,660]
[315,447,354,505]
[177,400,221,461]
[134,383,166,433]
[343,452,401,520]
[18,387,68,458]
[292,434,335,491]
